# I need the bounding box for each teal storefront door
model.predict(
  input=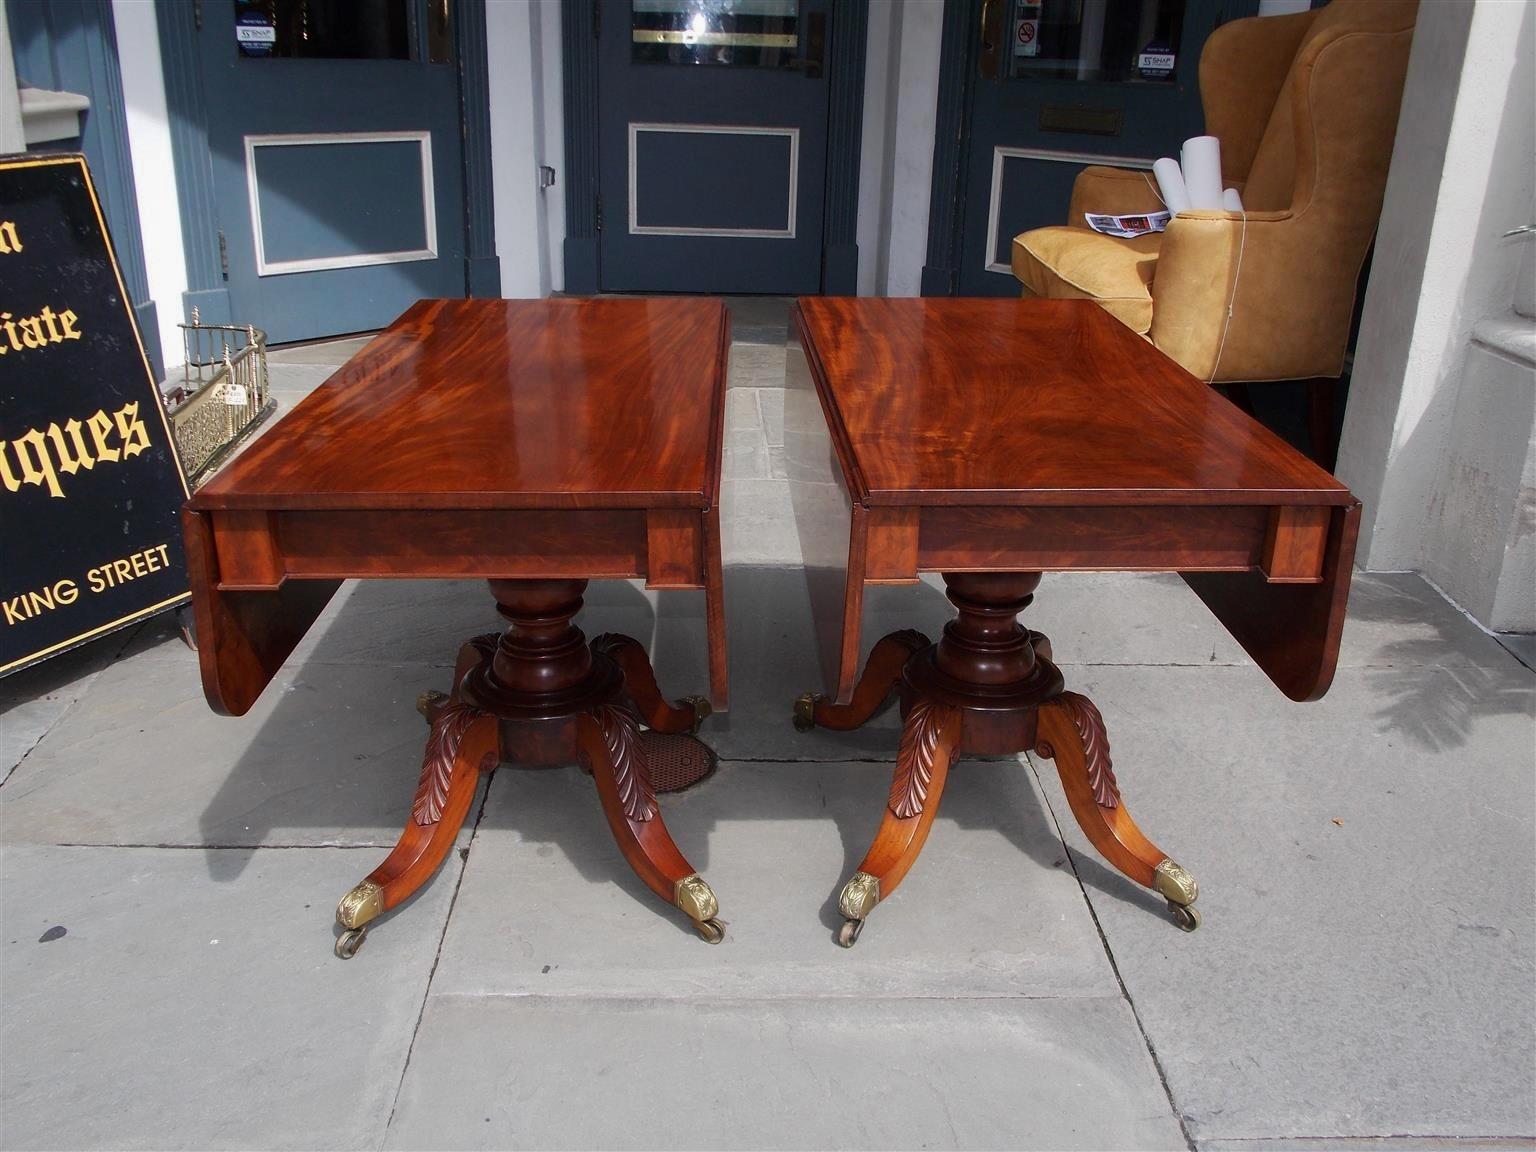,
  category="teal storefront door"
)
[596,0,836,295]
[195,0,467,343]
